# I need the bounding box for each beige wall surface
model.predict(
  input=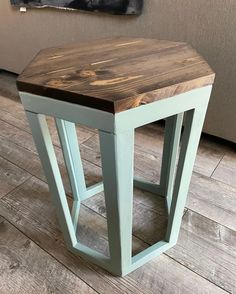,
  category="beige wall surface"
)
[0,0,236,142]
